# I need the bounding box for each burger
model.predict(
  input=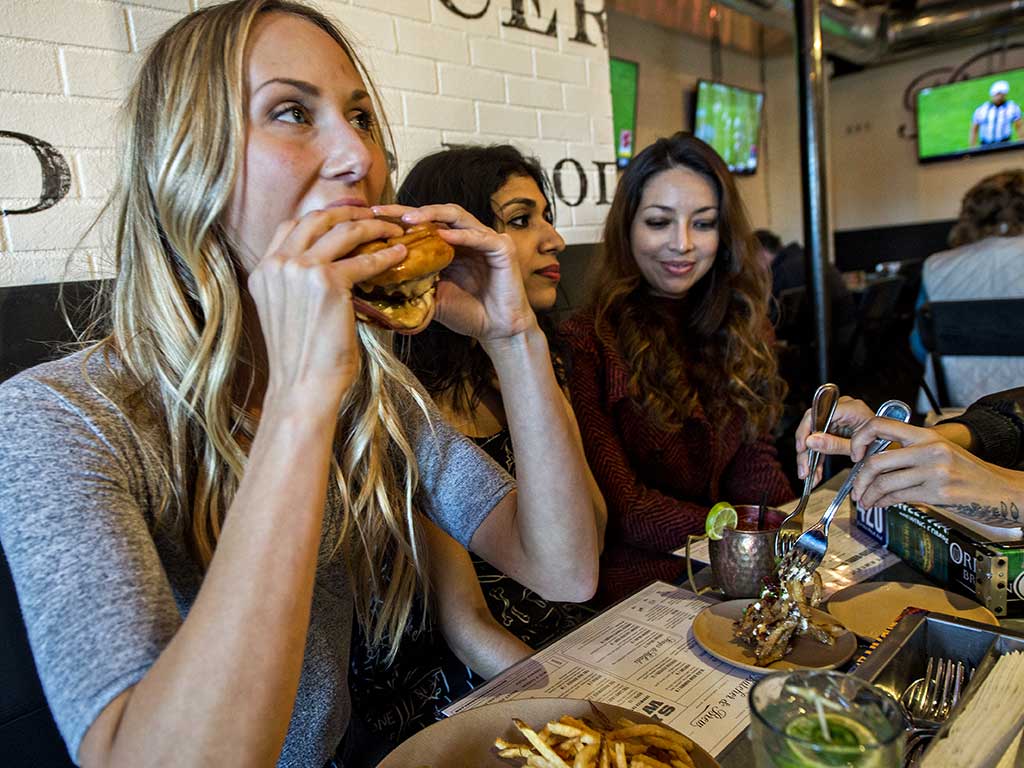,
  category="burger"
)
[350,219,454,333]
